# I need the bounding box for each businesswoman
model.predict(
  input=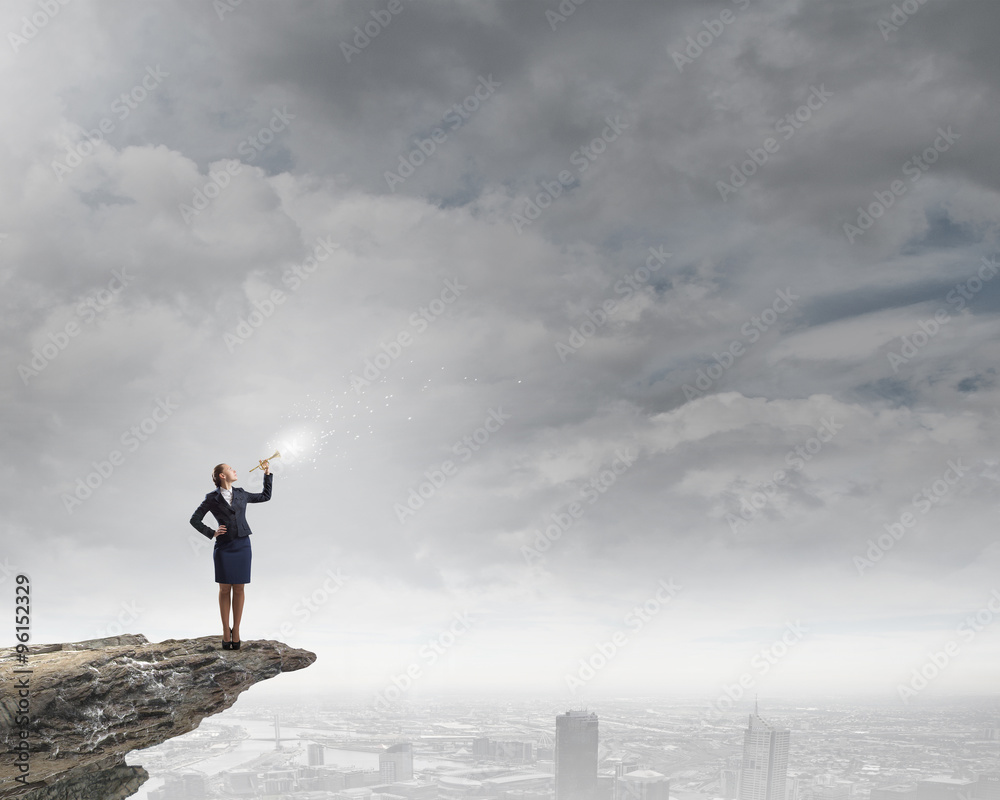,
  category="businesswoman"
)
[190,459,272,649]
